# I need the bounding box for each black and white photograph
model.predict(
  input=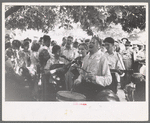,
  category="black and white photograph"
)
[2,2,149,121]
